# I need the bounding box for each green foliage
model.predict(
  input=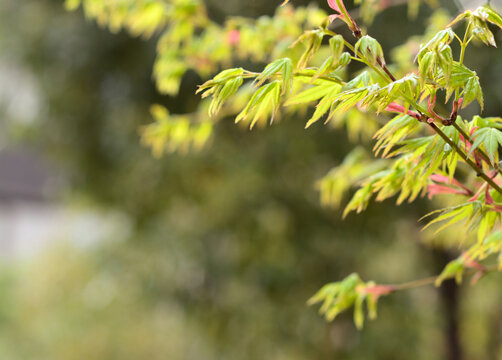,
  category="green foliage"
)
[308,273,394,330]
[255,58,293,94]
[354,35,384,65]
[470,127,502,164]
[373,114,421,157]
[194,1,502,329]
[436,229,502,286]
[66,0,329,152]
[294,29,325,69]
[141,105,213,156]
[235,81,282,128]
[7,1,502,358]
[317,147,388,209]
[308,273,364,324]
[65,0,502,332]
